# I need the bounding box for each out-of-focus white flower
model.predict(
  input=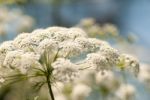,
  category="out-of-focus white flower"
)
[52,82,65,96]
[71,83,91,100]
[96,70,120,93]
[138,63,150,87]
[0,7,34,36]
[76,70,95,86]
[55,95,67,100]
[16,16,34,33]
[52,58,79,83]
[103,24,119,36]
[78,18,95,27]
[115,84,135,100]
